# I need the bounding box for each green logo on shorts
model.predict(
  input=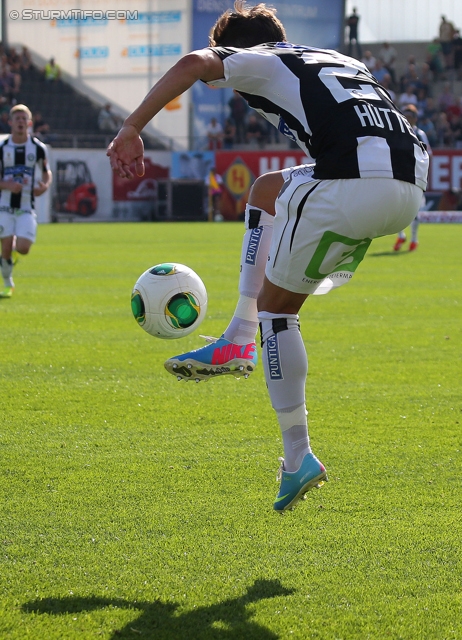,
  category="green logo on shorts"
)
[305,230,372,280]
